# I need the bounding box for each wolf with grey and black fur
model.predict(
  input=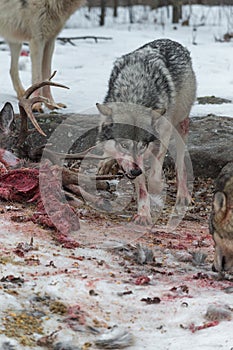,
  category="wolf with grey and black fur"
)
[97,39,196,225]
